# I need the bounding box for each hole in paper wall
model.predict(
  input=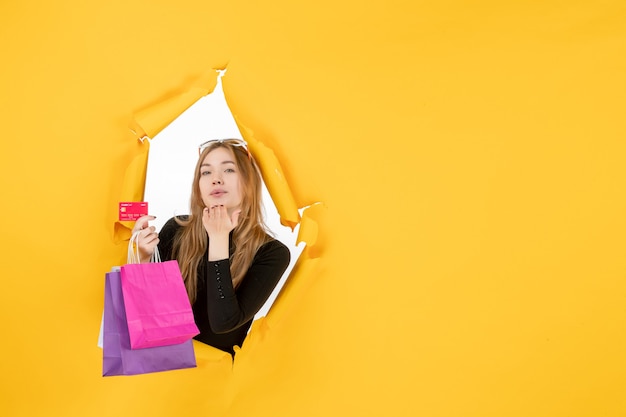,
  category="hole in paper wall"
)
[143,74,304,325]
